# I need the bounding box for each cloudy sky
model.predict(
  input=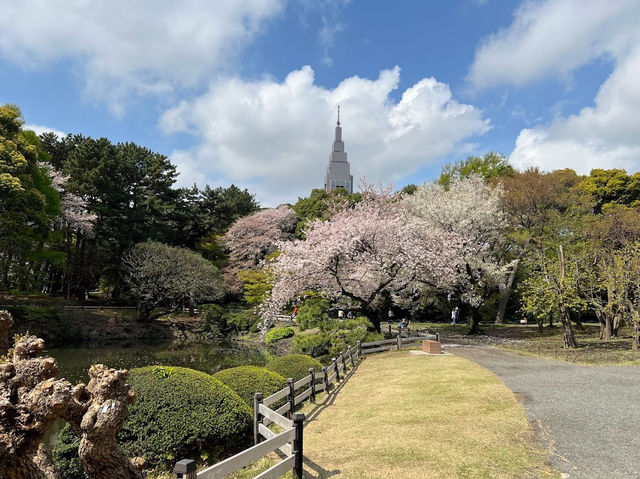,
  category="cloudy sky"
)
[1,0,639,206]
